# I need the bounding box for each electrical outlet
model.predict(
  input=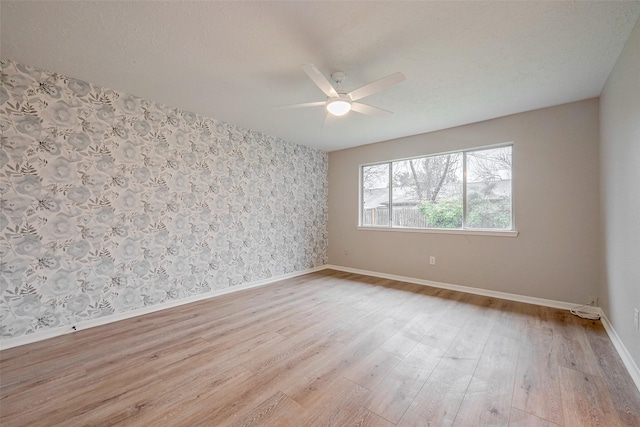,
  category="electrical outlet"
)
[429,256,435,265]
[589,295,598,307]
[344,248,349,256]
